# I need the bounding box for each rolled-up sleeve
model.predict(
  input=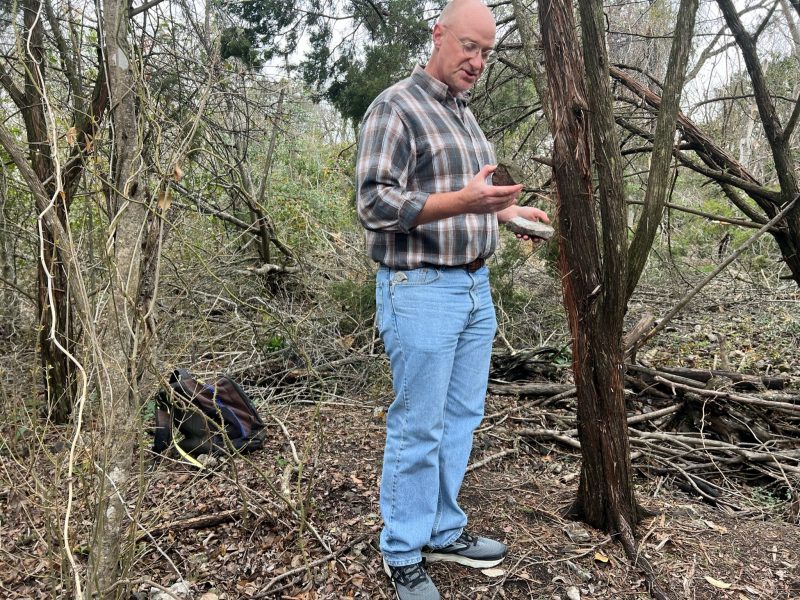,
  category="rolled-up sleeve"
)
[356,101,429,233]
